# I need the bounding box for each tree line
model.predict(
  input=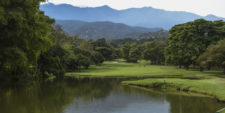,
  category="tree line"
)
[119,19,225,73]
[166,19,225,72]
